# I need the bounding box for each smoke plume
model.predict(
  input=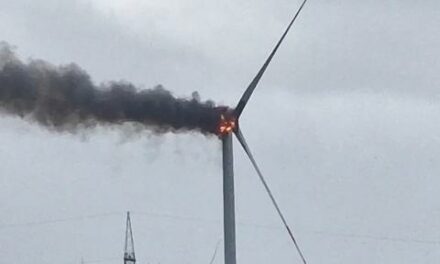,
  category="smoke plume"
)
[0,42,226,135]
